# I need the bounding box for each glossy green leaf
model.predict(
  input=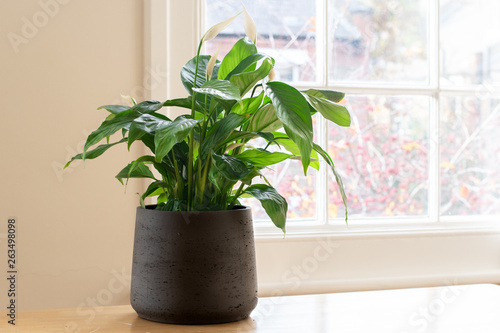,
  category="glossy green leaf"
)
[128,114,171,149]
[163,97,203,112]
[230,57,274,95]
[65,138,127,168]
[115,161,156,184]
[212,153,253,181]
[221,131,258,146]
[303,89,345,103]
[140,180,170,200]
[245,104,282,132]
[273,134,320,170]
[312,143,348,223]
[303,94,351,127]
[218,37,257,80]
[244,184,287,232]
[83,113,138,157]
[236,149,291,167]
[154,116,200,162]
[264,81,313,174]
[97,105,130,115]
[83,101,163,157]
[200,113,247,156]
[226,53,274,82]
[220,130,276,148]
[180,55,211,94]
[231,91,264,115]
[193,79,242,103]
[128,100,163,114]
